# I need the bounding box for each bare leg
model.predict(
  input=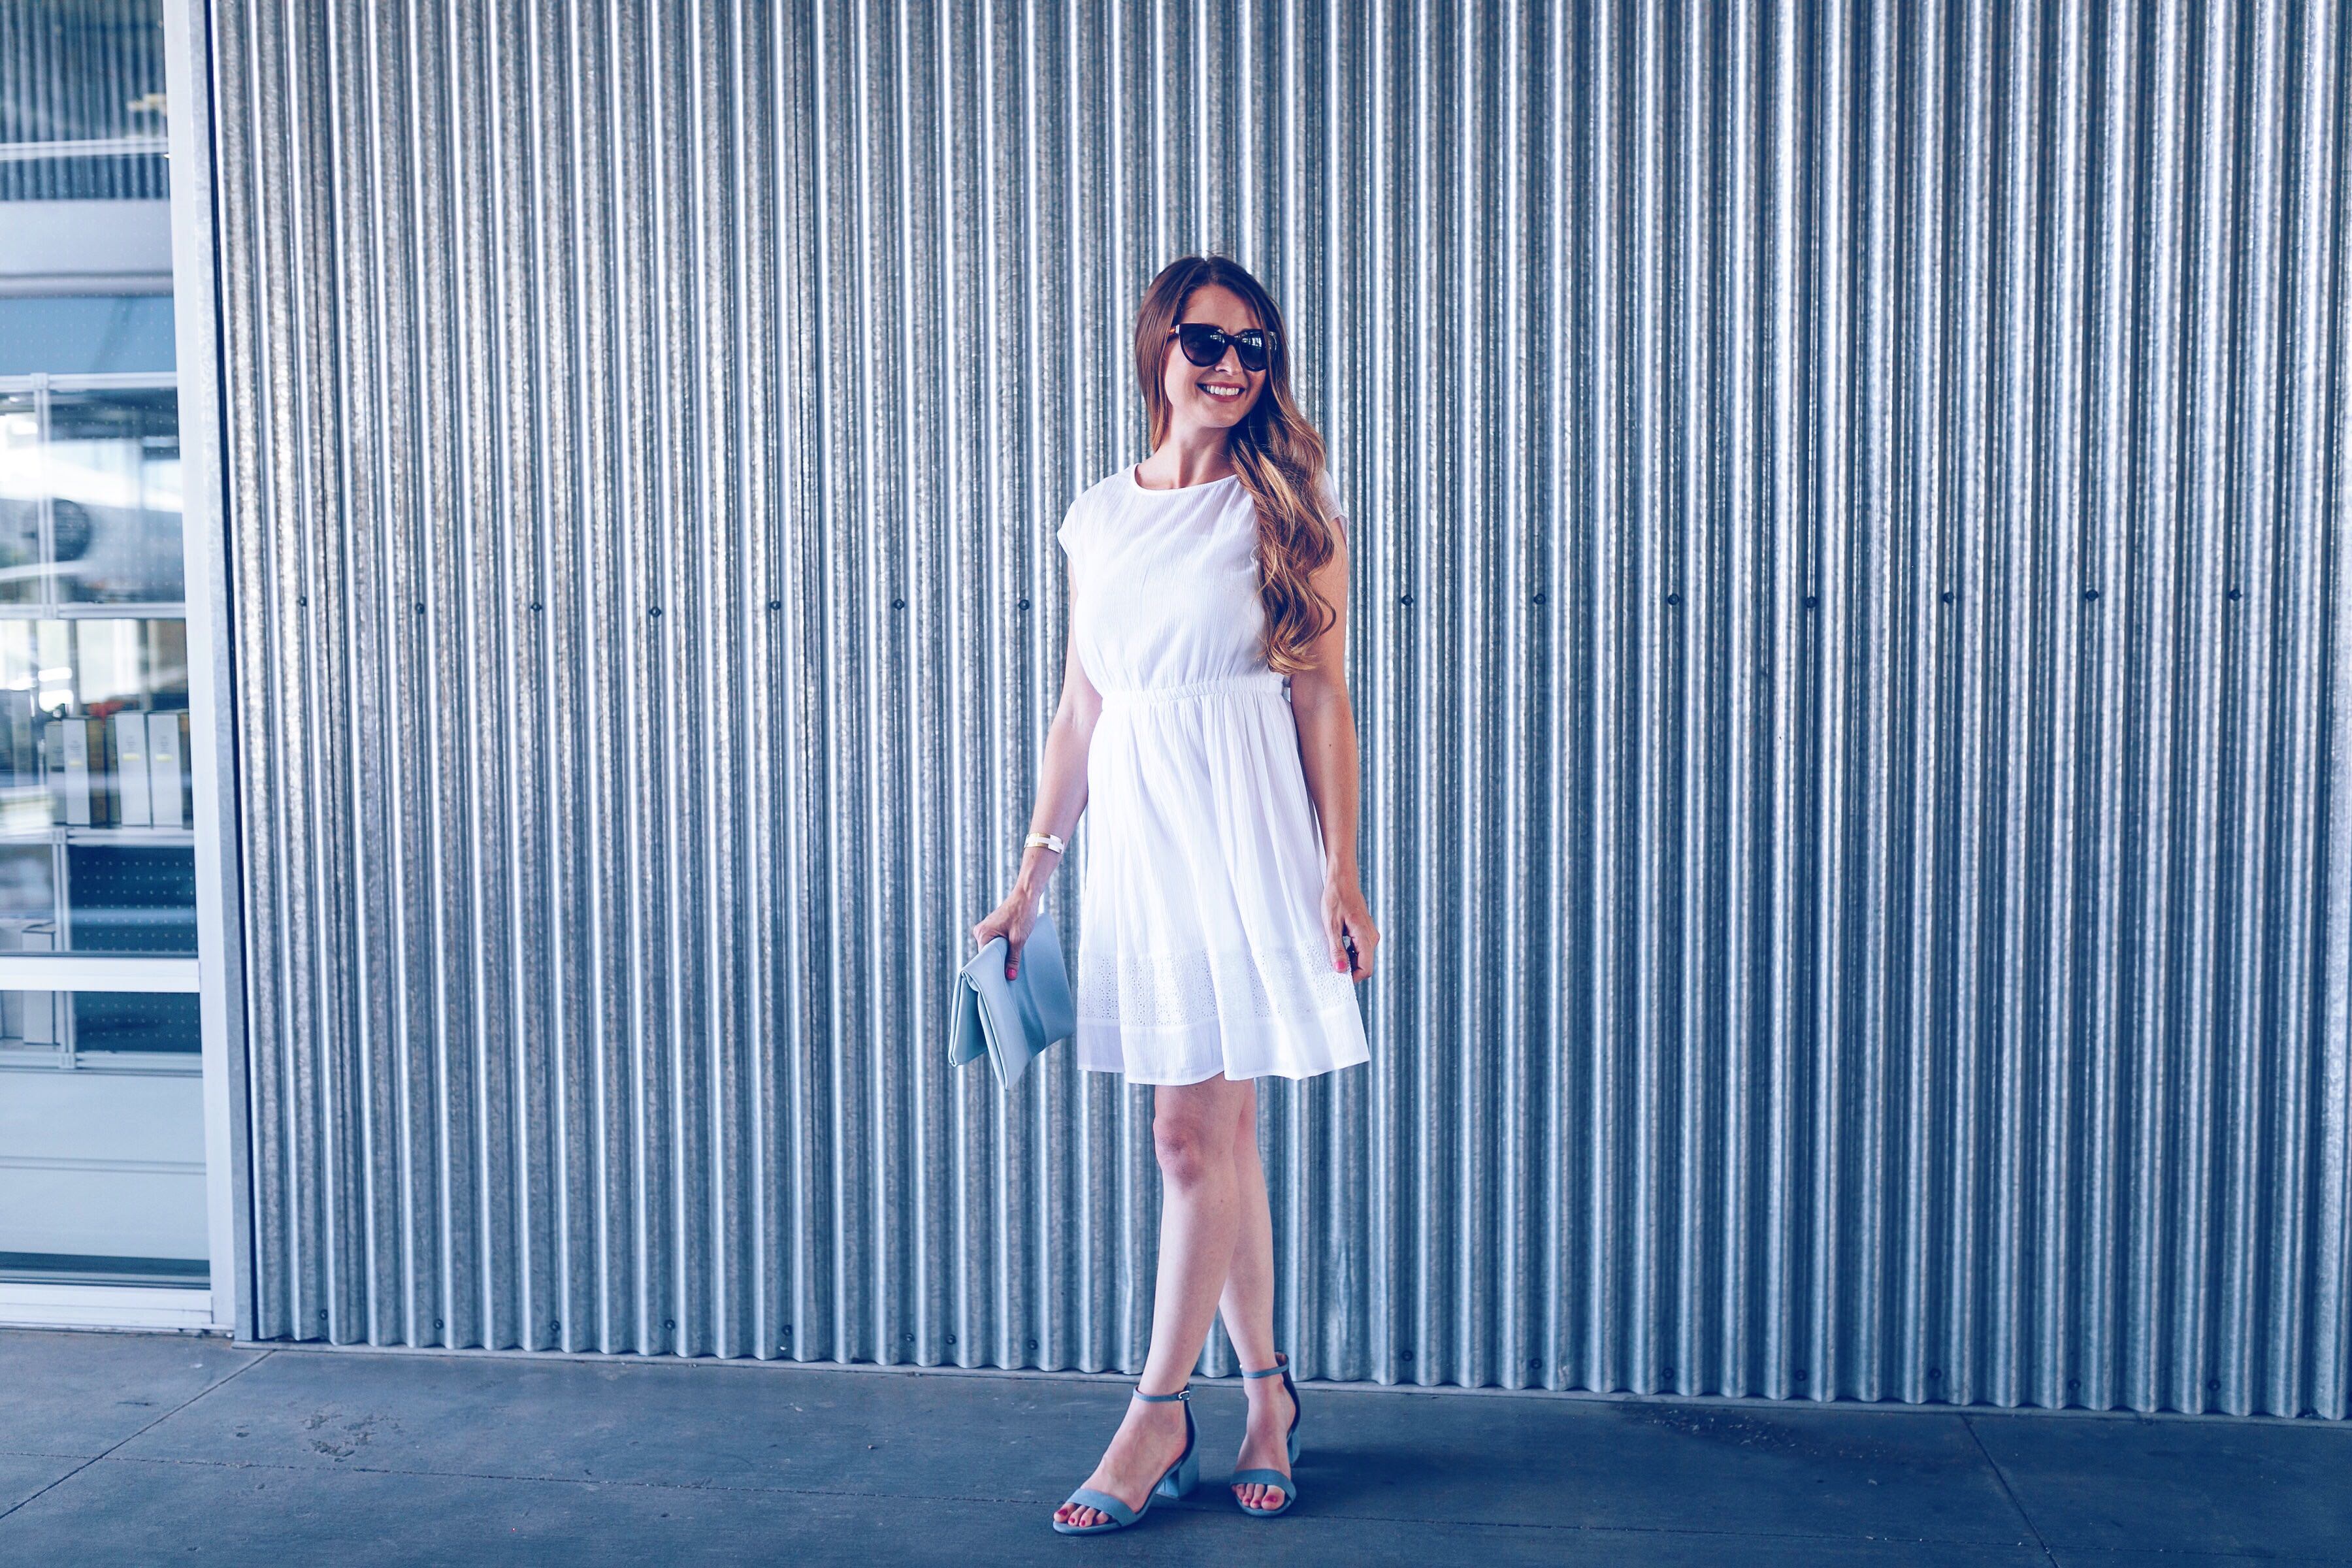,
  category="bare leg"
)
[1054,1075,1248,1529]
[1218,1082,1294,1511]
